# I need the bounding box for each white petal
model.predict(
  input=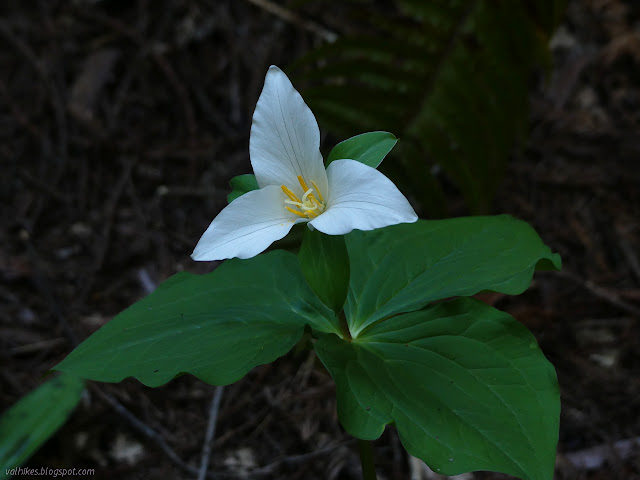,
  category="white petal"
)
[309,159,418,235]
[191,186,304,261]
[249,66,328,198]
